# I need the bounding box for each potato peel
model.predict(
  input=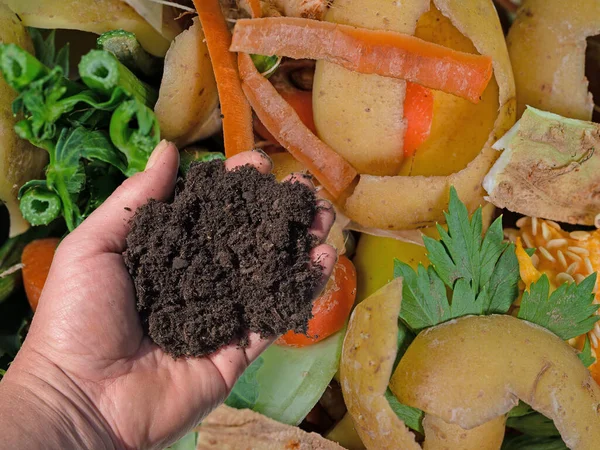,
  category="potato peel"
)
[340,278,421,450]
[391,315,600,449]
[340,0,516,231]
[422,414,506,450]
[507,0,600,121]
